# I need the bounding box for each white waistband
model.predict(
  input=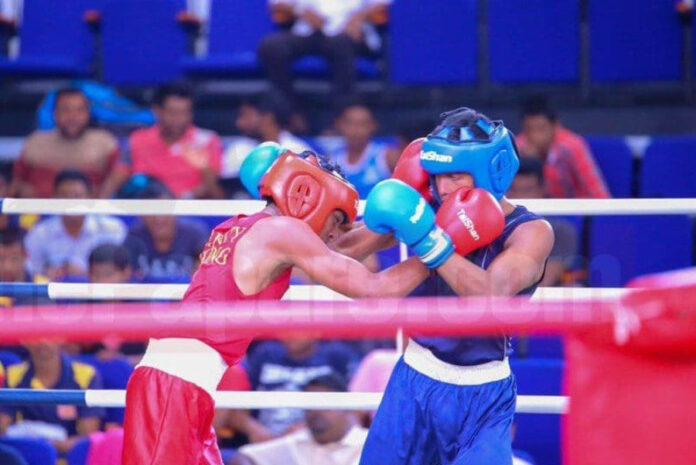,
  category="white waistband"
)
[403,340,510,386]
[137,338,227,396]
